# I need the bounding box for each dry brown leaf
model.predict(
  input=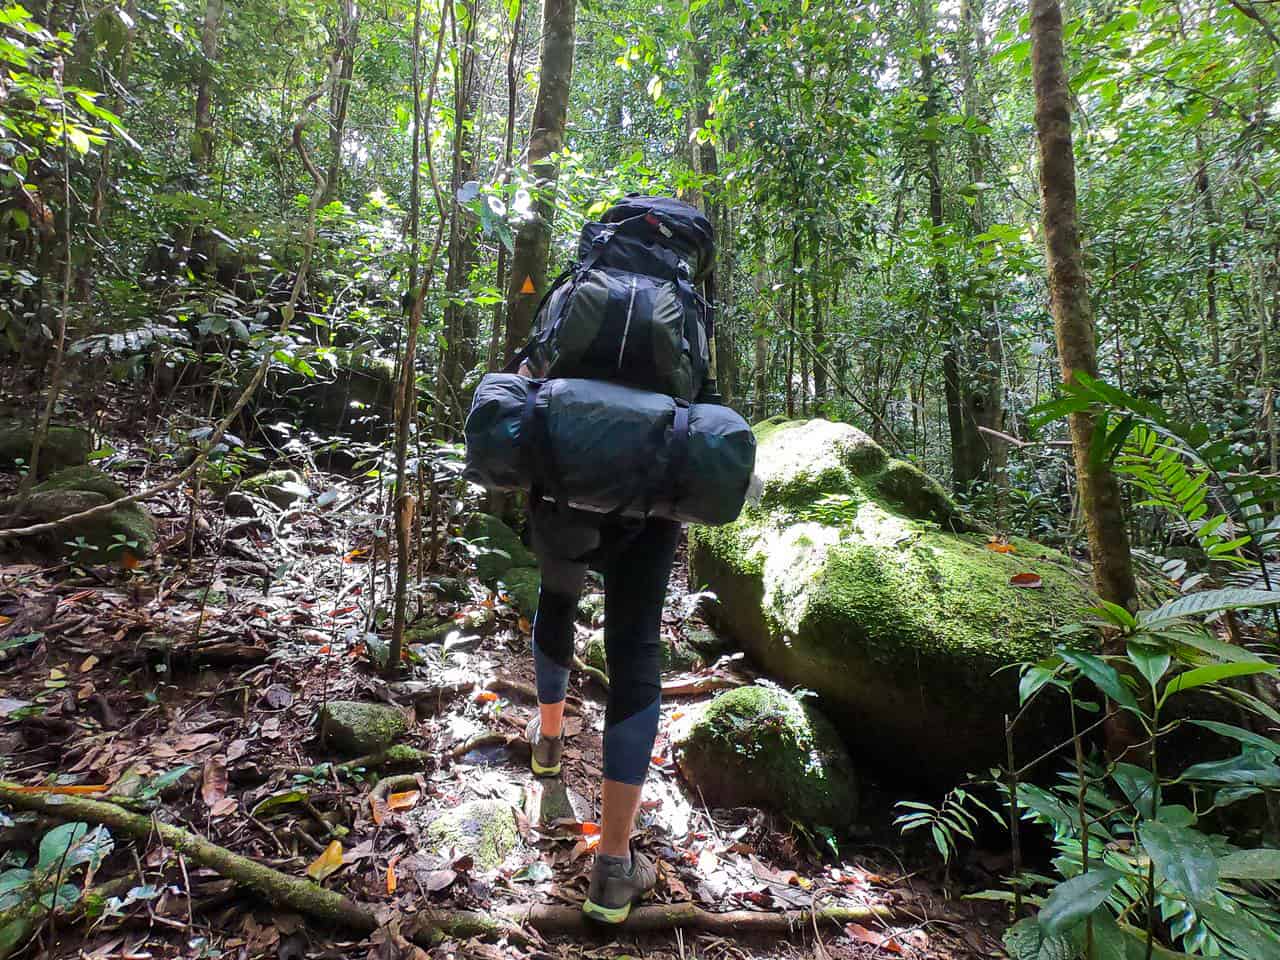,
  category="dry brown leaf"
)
[226,739,249,762]
[172,733,220,753]
[80,655,99,672]
[370,794,388,826]
[210,796,238,817]
[201,756,228,808]
[1010,572,1044,589]
[305,840,344,881]
[386,790,420,812]
[422,869,456,892]
[845,923,904,954]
